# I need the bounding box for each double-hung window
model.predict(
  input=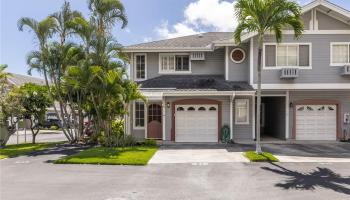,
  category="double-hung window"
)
[159,54,190,73]
[135,54,146,80]
[235,99,249,125]
[264,43,311,69]
[134,101,145,129]
[331,43,350,66]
